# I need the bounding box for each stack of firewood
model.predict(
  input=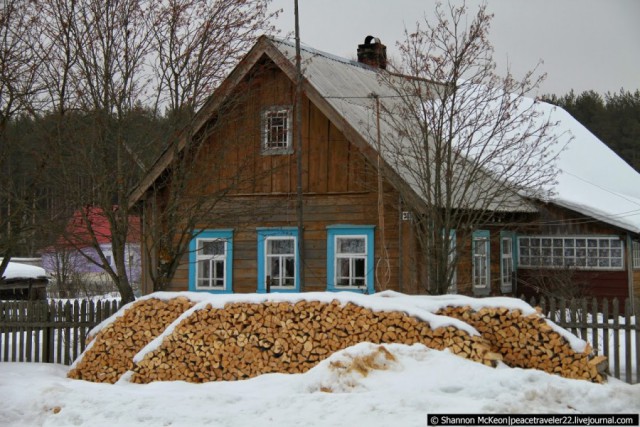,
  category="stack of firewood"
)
[67,297,194,383]
[436,305,607,383]
[68,295,606,385]
[129,299,497,383]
